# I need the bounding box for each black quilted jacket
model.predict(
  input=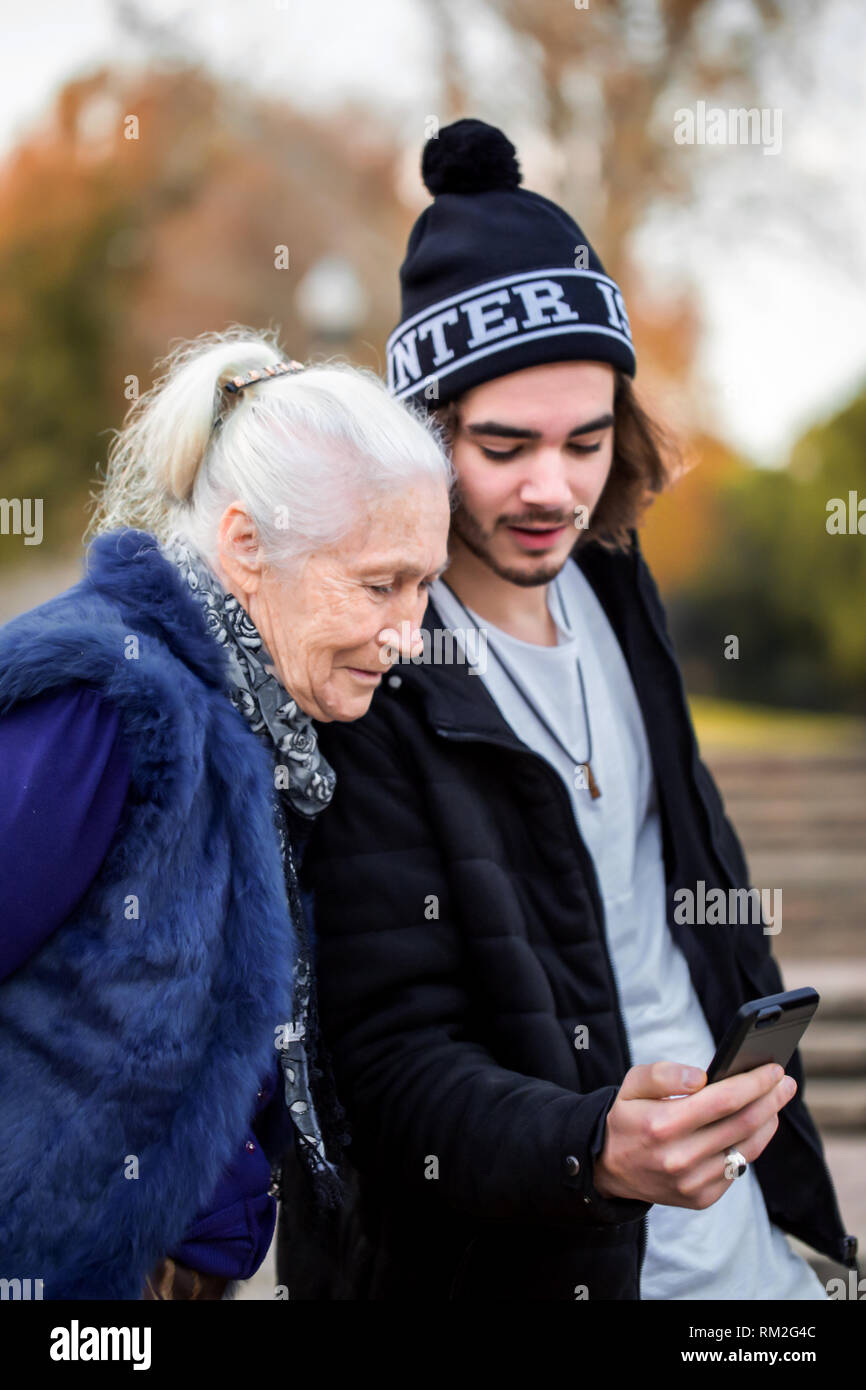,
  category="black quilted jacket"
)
[277,529,856,1300]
